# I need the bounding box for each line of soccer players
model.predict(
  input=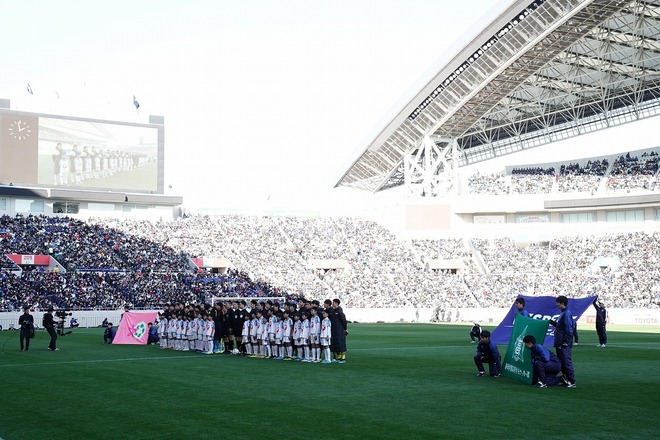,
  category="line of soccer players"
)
[157,302,336,363]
